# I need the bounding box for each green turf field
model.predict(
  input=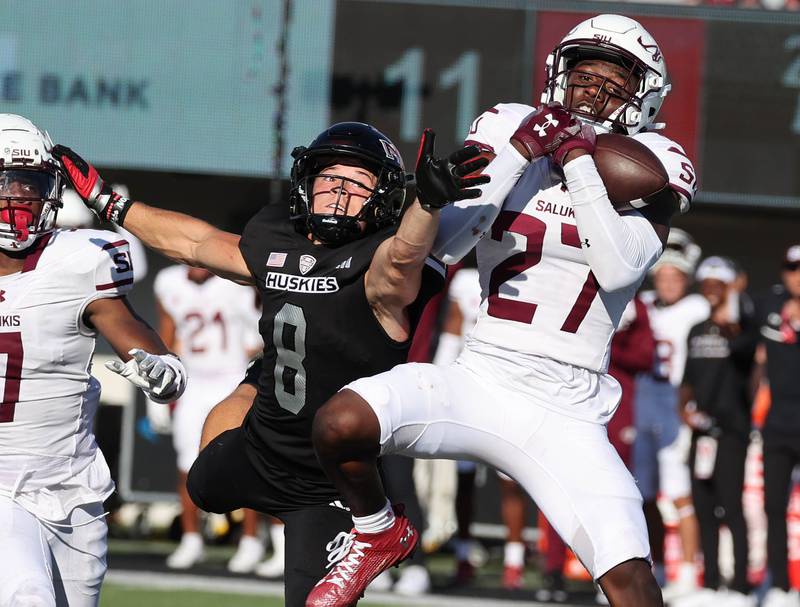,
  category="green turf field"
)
[101,585,283,607]
[101,584,396,607]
